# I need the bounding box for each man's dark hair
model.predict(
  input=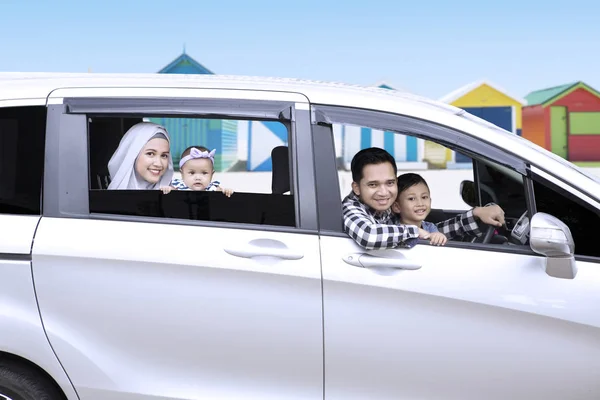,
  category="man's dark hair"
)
[350,147,397,183]
[397,173,430,195]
